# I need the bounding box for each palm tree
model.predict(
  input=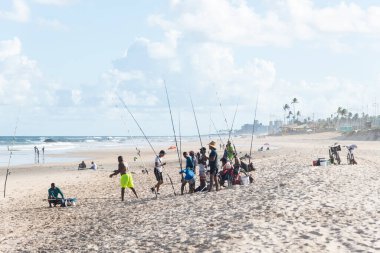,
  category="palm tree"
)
[287,111,293,123]
[341,108,348,118]
[283,104,290,124]
[296,111,301,121]
[291,98,298,122]
[337,107,342,118]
